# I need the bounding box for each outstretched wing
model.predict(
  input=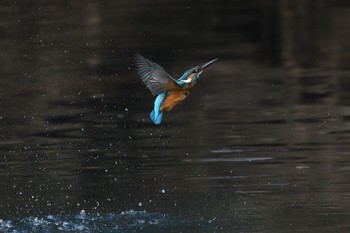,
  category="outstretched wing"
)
[134,54,179,96]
